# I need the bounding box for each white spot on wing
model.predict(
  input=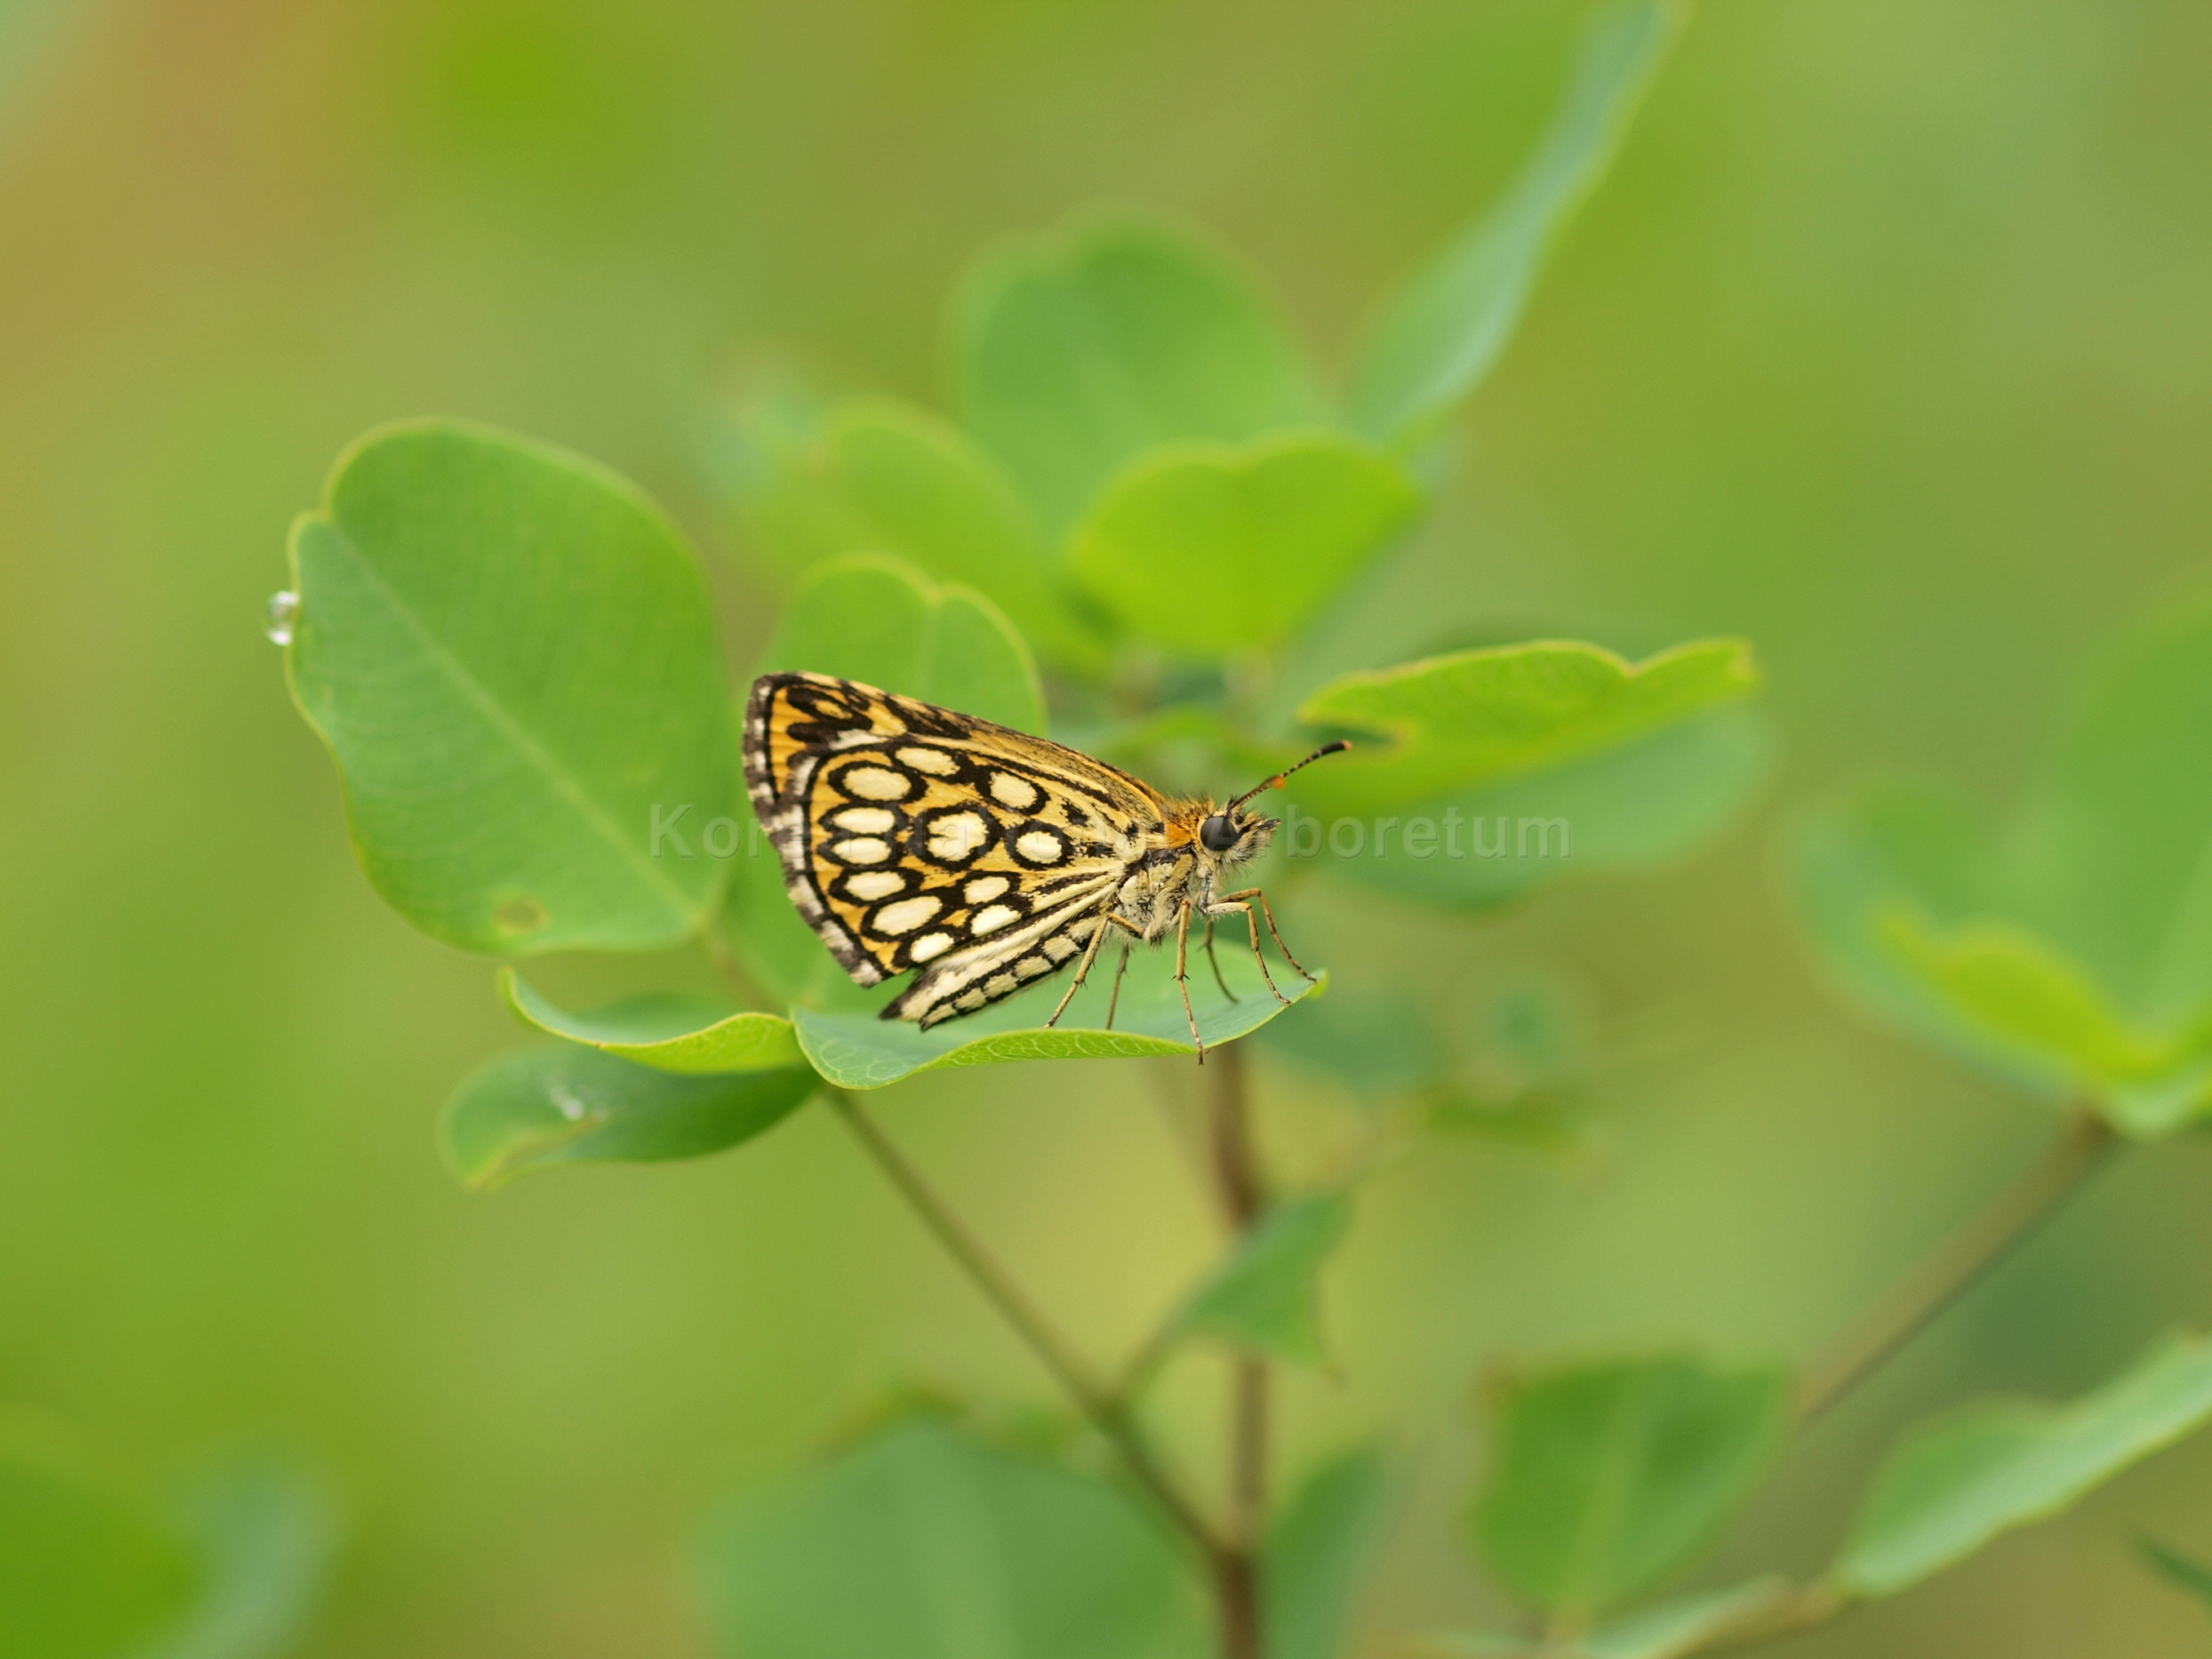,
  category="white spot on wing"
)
[845,870,905,901]
[1016,830,1065,864]
[910,931,956,962]
[971,904,1020,935]
[928,812,990,862]
[989,772,1040,810]
[832,837,891,864]
[873,895,942,936]
[831,806,897,834]
[841,765,913,801]
[900,746,959,776]
[964,875,1010,904]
